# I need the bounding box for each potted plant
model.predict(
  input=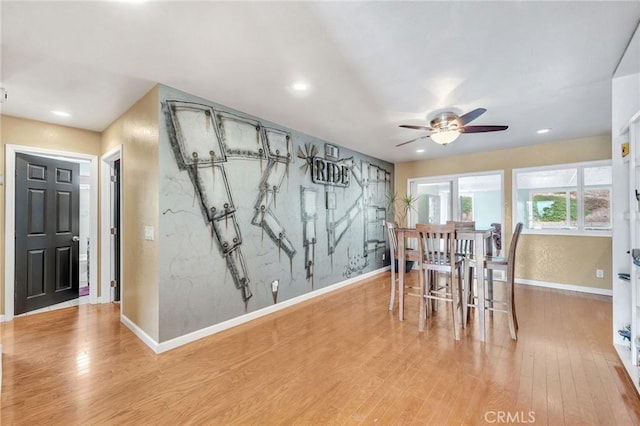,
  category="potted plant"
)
[386,192,420,272]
